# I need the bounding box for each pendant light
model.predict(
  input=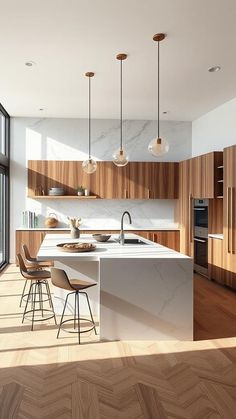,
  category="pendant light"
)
[148,33,169,157]
[113,53,129,167]
[82,72,97,174]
